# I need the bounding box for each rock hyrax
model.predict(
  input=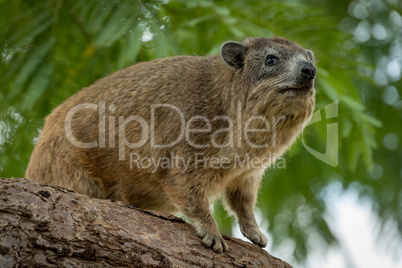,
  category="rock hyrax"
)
[26,36,316,253]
